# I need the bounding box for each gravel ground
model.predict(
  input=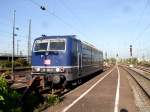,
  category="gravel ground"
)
[123,67,150,112]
